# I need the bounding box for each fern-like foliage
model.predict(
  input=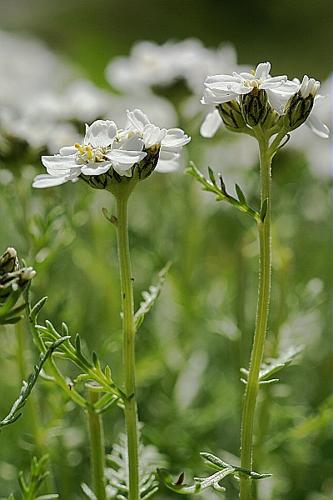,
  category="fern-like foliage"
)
[187,163,259,221]
[134,263,171,330]
[0,337,68,428]
[103,431,165,499]
[240,346,303,386]
[9,455,59,499]
[29,297,124,412]
[159,452,270,496]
